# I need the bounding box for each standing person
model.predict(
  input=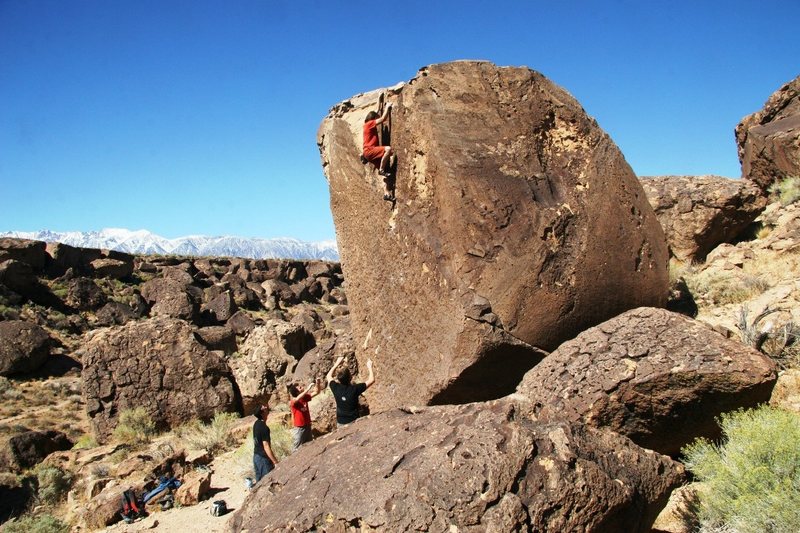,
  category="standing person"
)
[362,103,395,201]
[252,405,278,483]
[326,356,375,427]
[287,379,323,451]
